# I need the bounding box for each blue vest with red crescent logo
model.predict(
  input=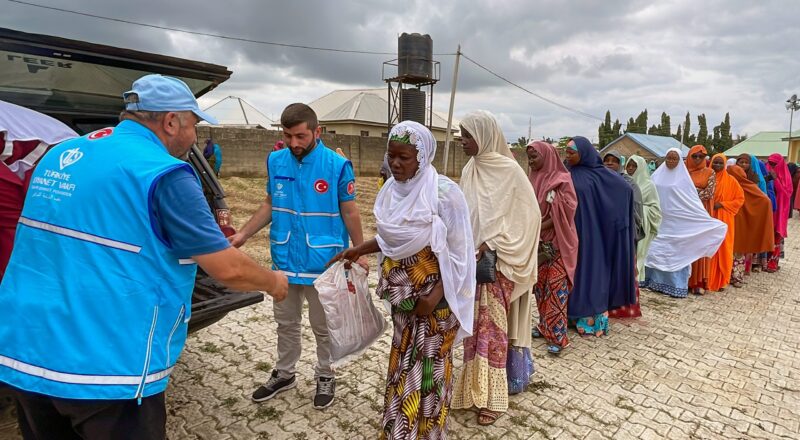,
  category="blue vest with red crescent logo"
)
[267,140,350,285]
[0,120,197,400]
